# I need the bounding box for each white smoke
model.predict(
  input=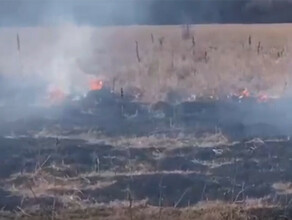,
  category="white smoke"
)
[0,23,106,112]
[42,23,95,95]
